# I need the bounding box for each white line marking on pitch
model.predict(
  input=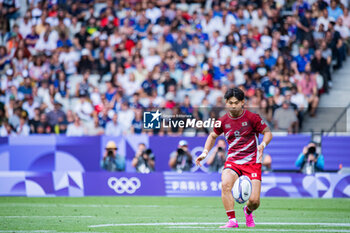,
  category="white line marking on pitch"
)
[0,203,160,208]
[0,231,108,233]
[1,216,93,218]
[88,222,350,228]
[0,231,56,233]
[167,227,350,232]
[260,222,350,226]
